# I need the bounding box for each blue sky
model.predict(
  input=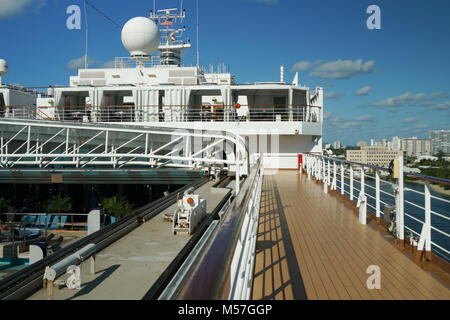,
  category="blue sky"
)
[0,0,449,145]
